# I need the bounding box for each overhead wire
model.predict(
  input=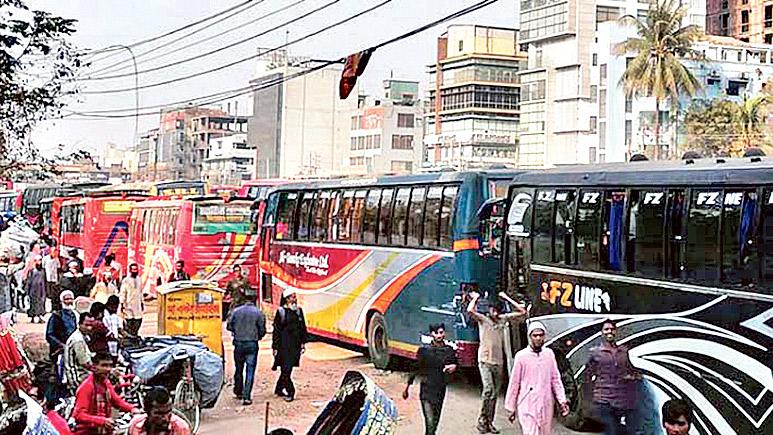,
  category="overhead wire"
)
[77,0,392,94]
[86,0,281,77]
[81,0,340,81]
[64,0,502,118]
